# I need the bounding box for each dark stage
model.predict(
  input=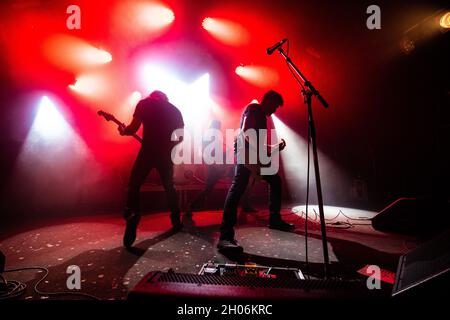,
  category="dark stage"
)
[1,206,414,300]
